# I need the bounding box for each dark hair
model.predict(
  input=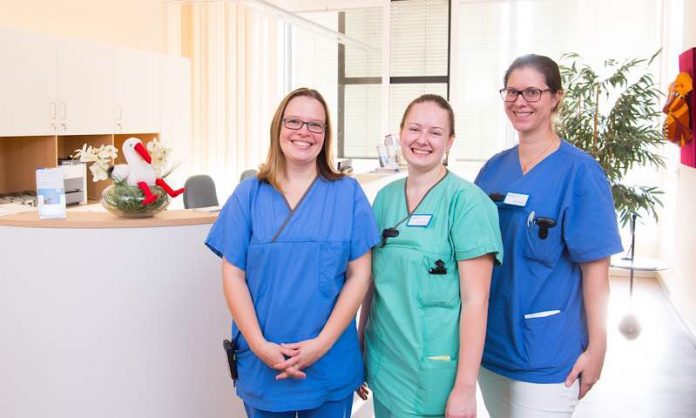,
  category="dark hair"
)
[504,54,563,94]
[258,87,341,191]
[399,94,455,137]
